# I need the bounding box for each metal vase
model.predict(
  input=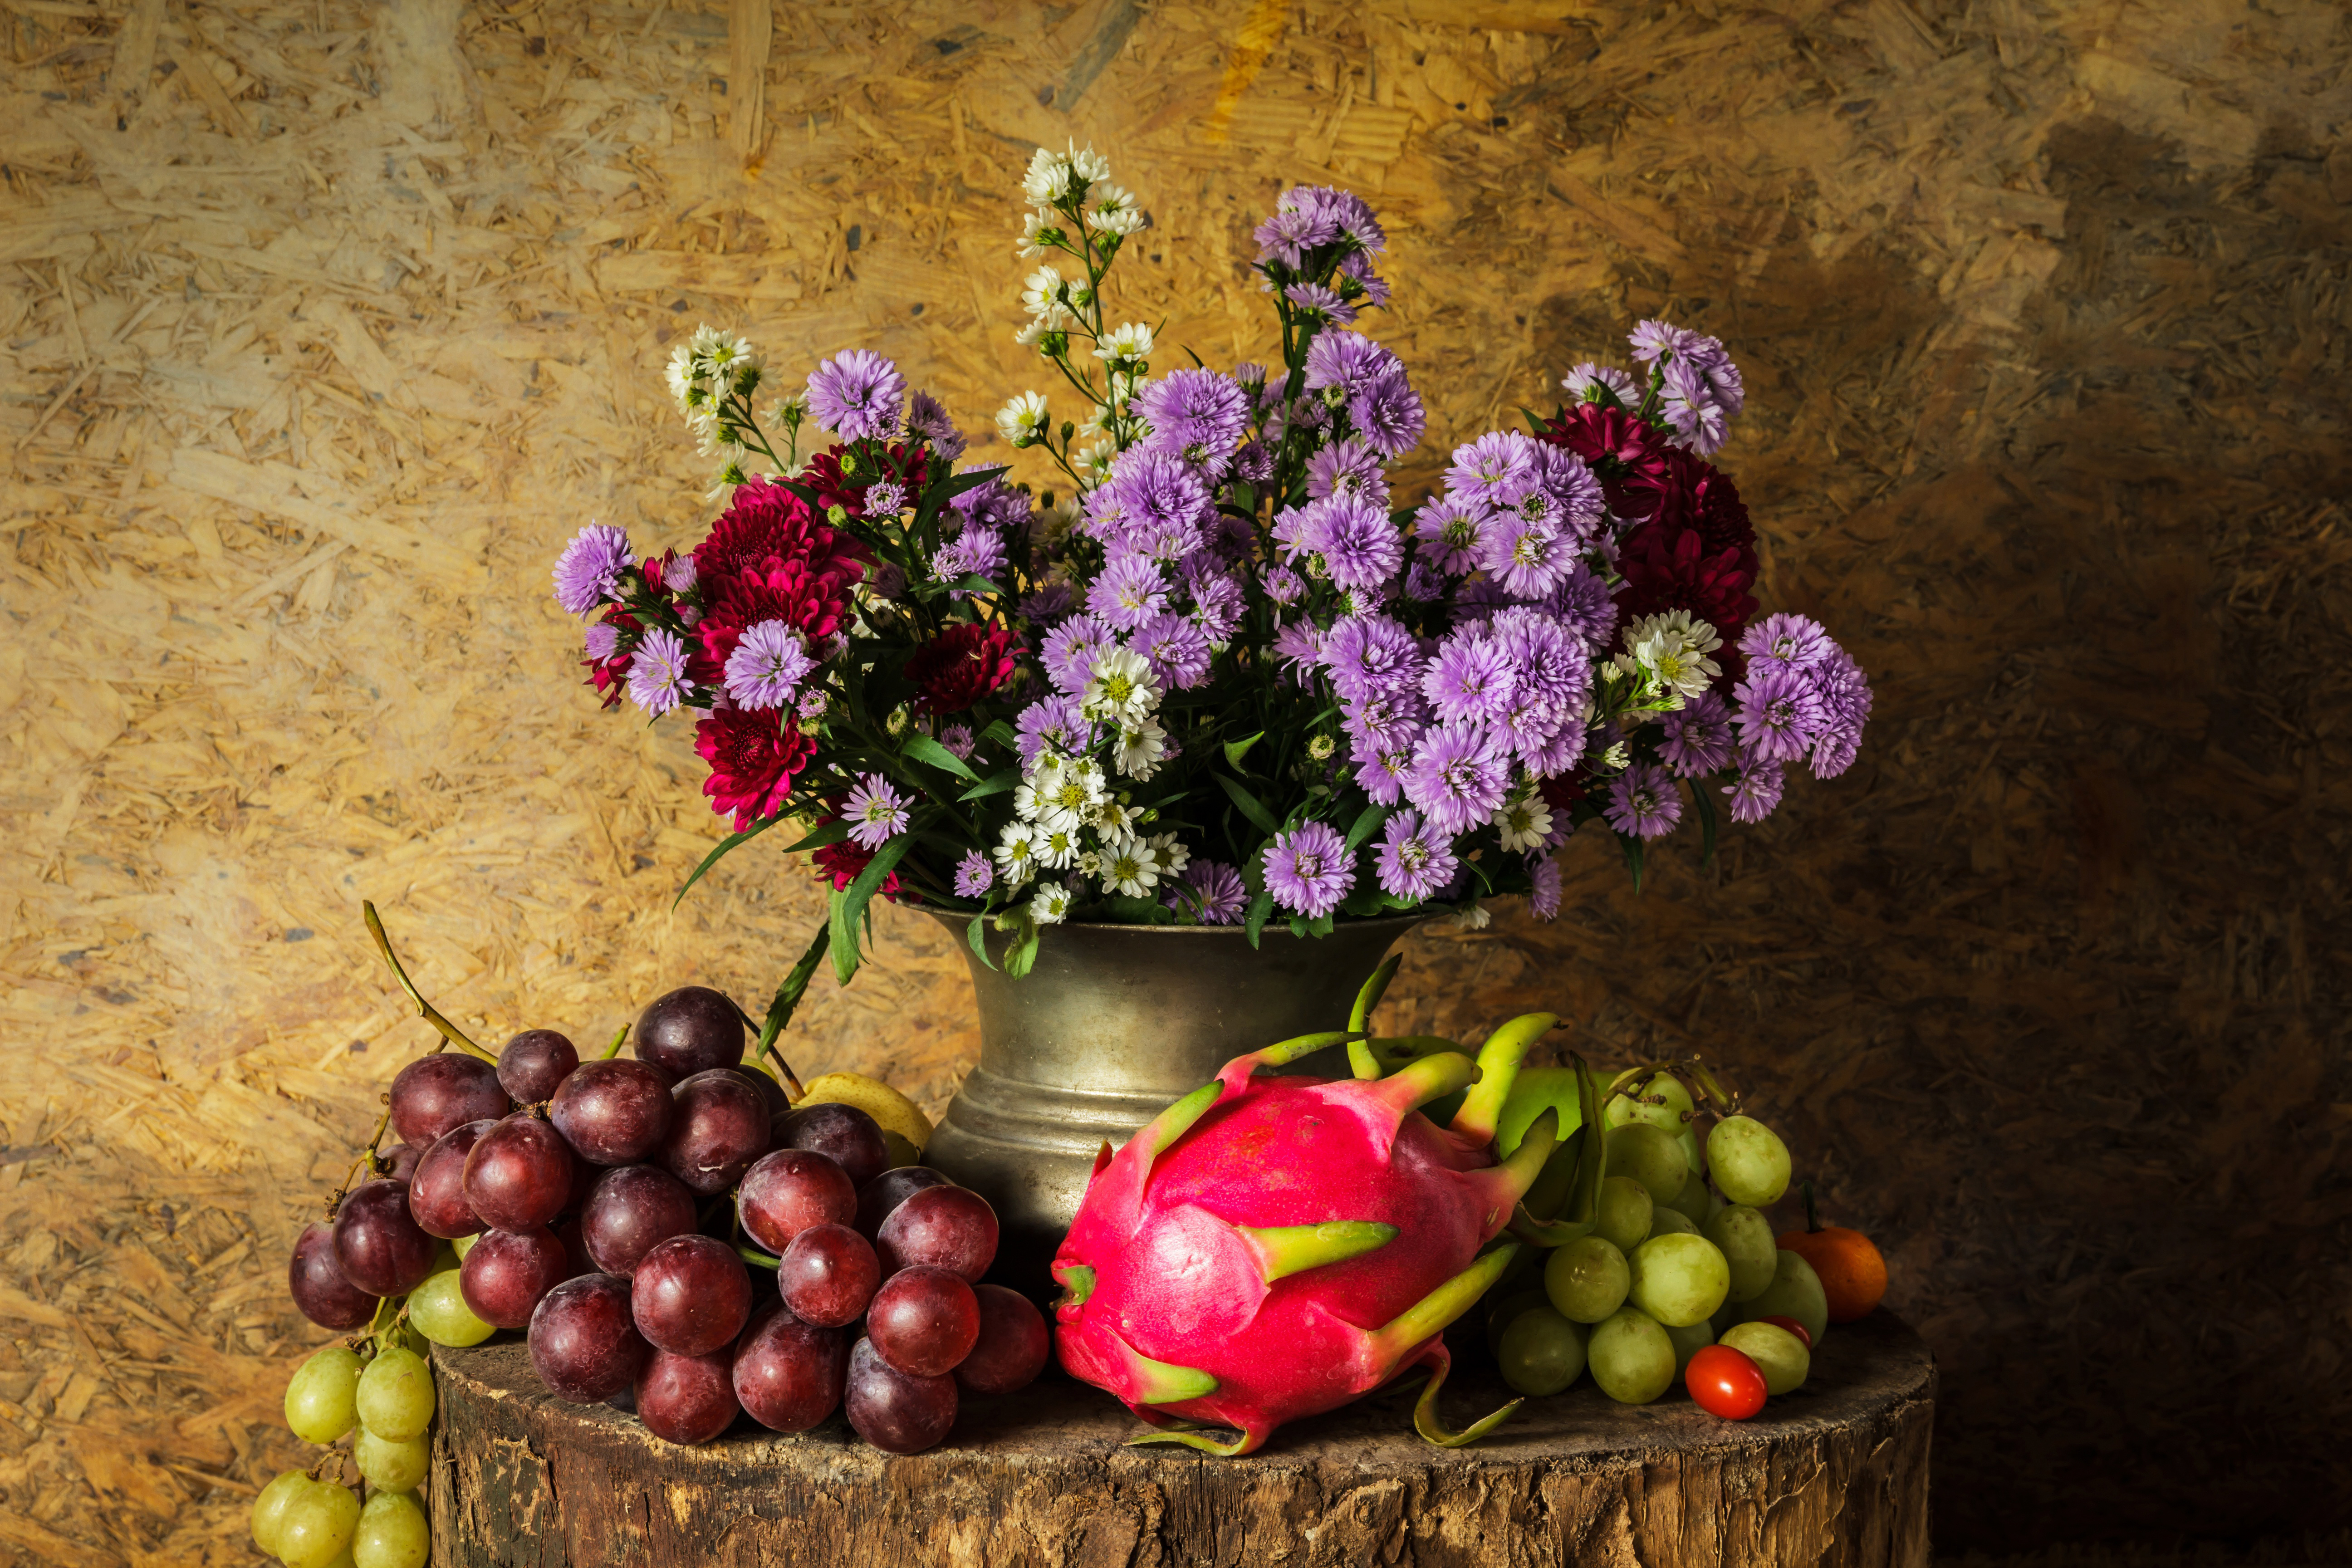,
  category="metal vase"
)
[921,912,1425,1290]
